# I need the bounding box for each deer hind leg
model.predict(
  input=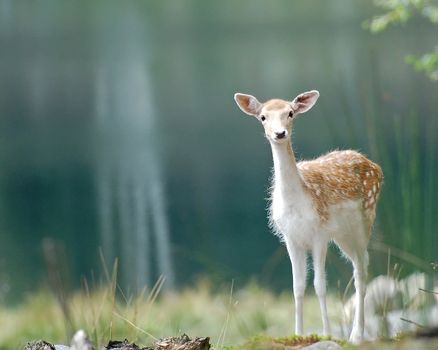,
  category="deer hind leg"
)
[312,241,331,336]
[335,228,370,343]
[286,240,307,335]
[350,250,368,343]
